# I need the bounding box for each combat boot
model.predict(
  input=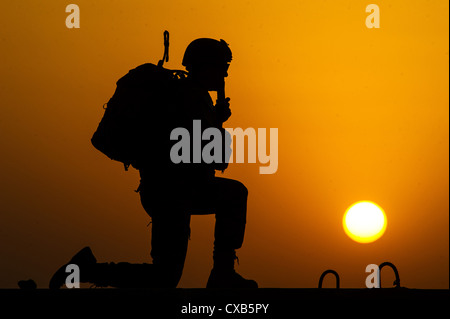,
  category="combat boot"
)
[49,247,160,288]
[206,269,258,289]
[206,250,258,289]
[49,246,98,289]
